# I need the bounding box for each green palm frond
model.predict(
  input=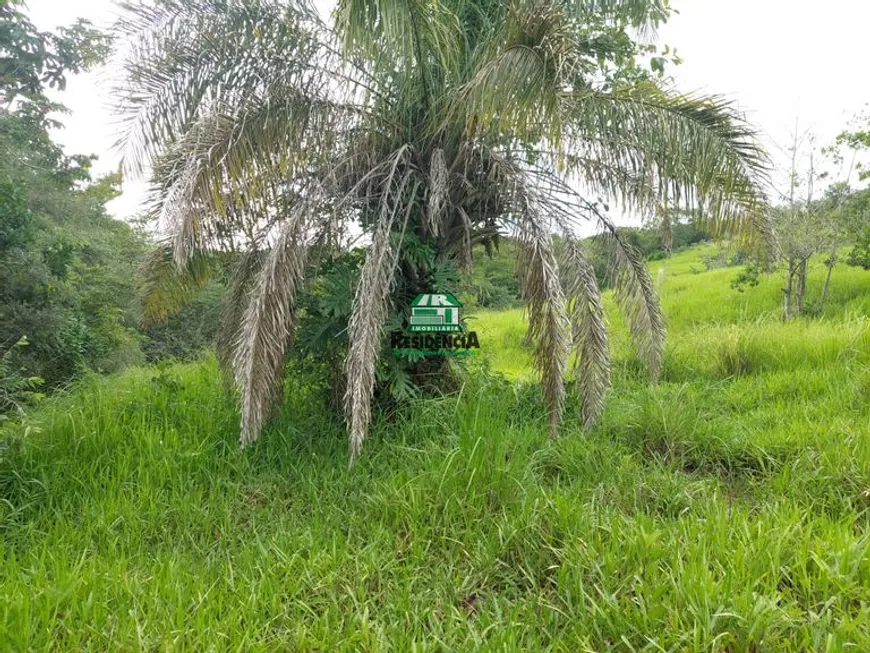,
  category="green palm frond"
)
[337,0,462,80]
[568,0,670,28]
[564,86,770,241]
